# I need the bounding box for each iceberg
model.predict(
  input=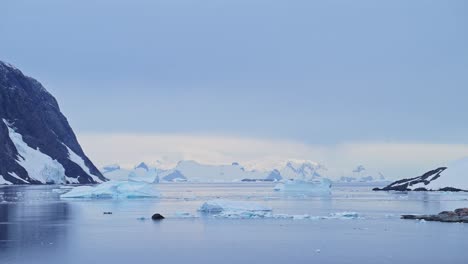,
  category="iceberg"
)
[274,179,332,195]
[199,199,272,213]
[61,181,160,199]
